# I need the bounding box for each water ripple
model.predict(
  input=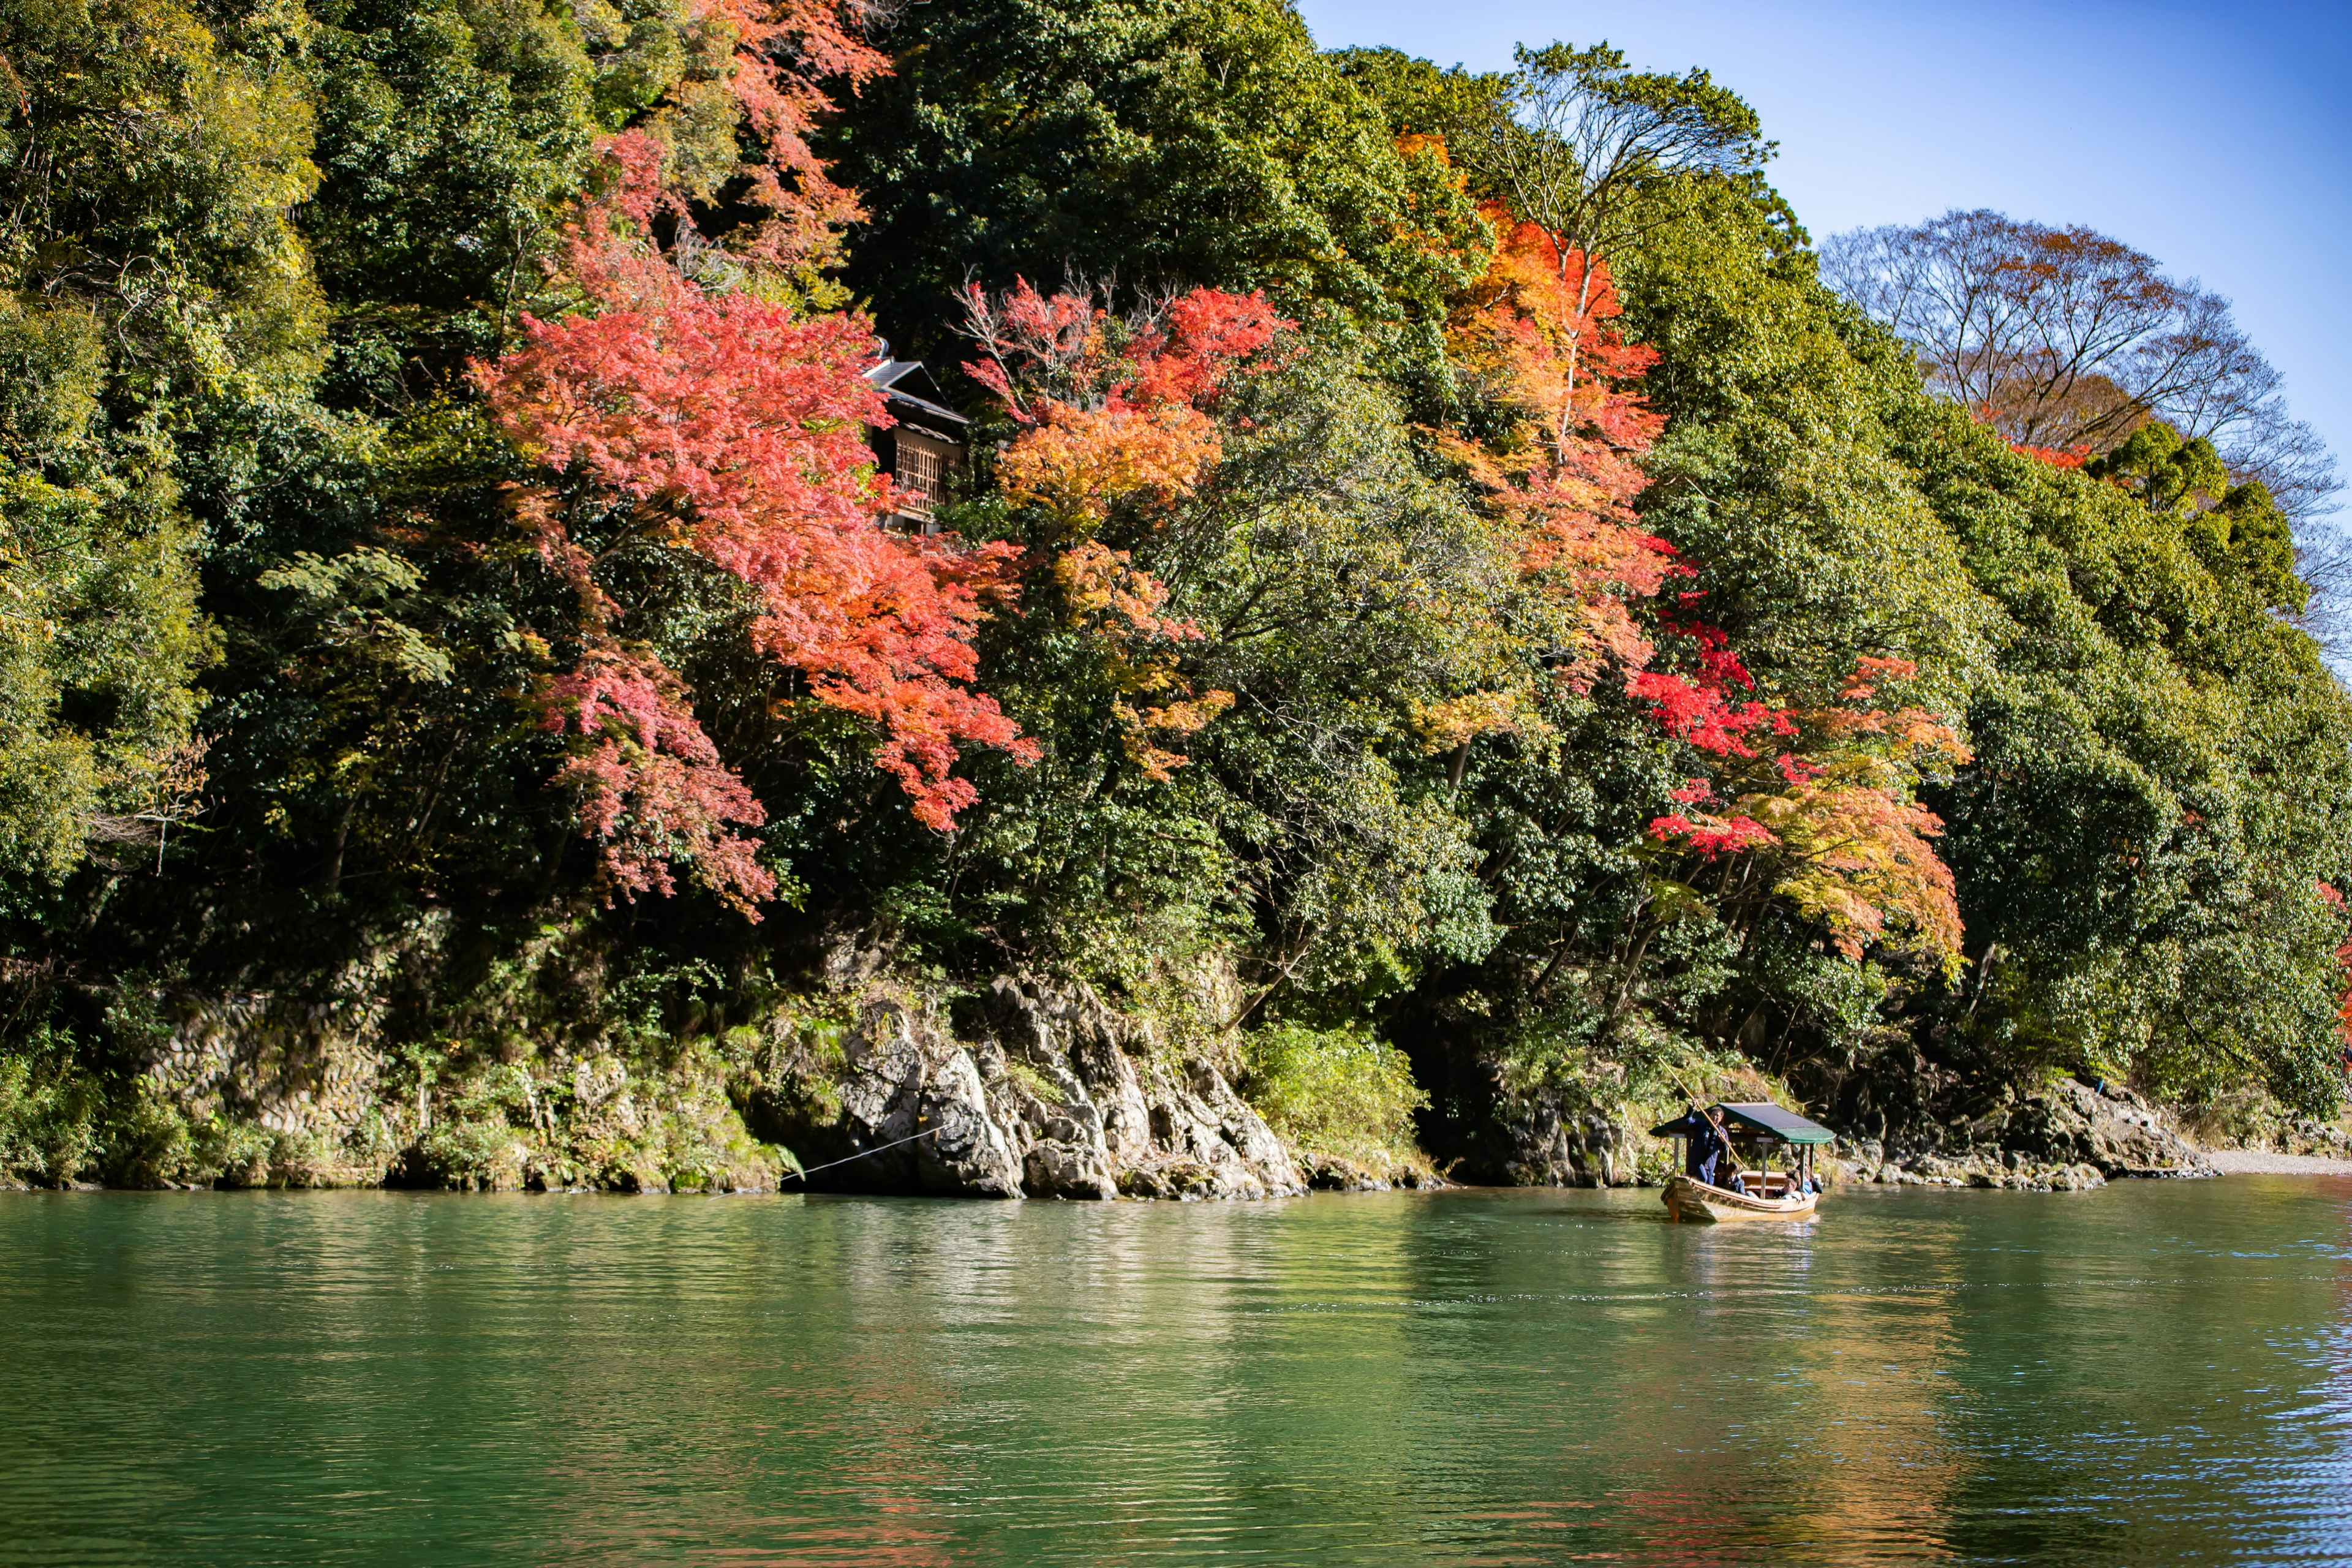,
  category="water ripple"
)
[3,1182,2351,1564]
